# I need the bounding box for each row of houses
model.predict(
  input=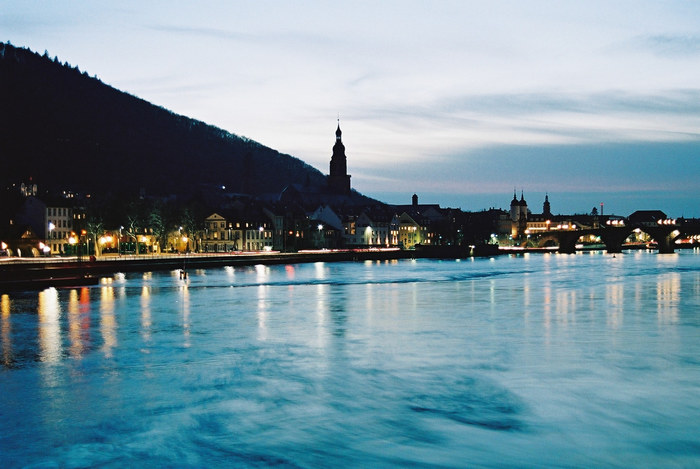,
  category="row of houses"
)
[6,185,657,258]
[2,187,511,257]
[199,194,458,253]
[1,186,85,256]
[7,172,620,258]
